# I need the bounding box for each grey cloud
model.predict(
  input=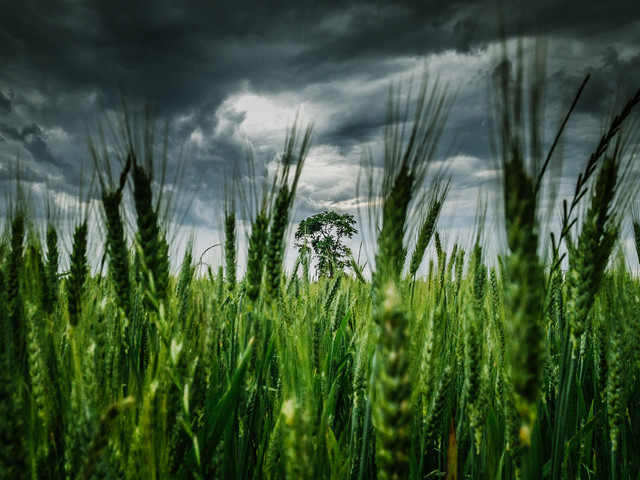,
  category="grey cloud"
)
[2,0,634,118]
[1,0,639,246]
[0,90,11,114]
[21,126,60,166]
[0,123,20,141]
[0,122,64,168]
[1,2,636,131]
[554,47,640,116]
[453,16,485,53]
